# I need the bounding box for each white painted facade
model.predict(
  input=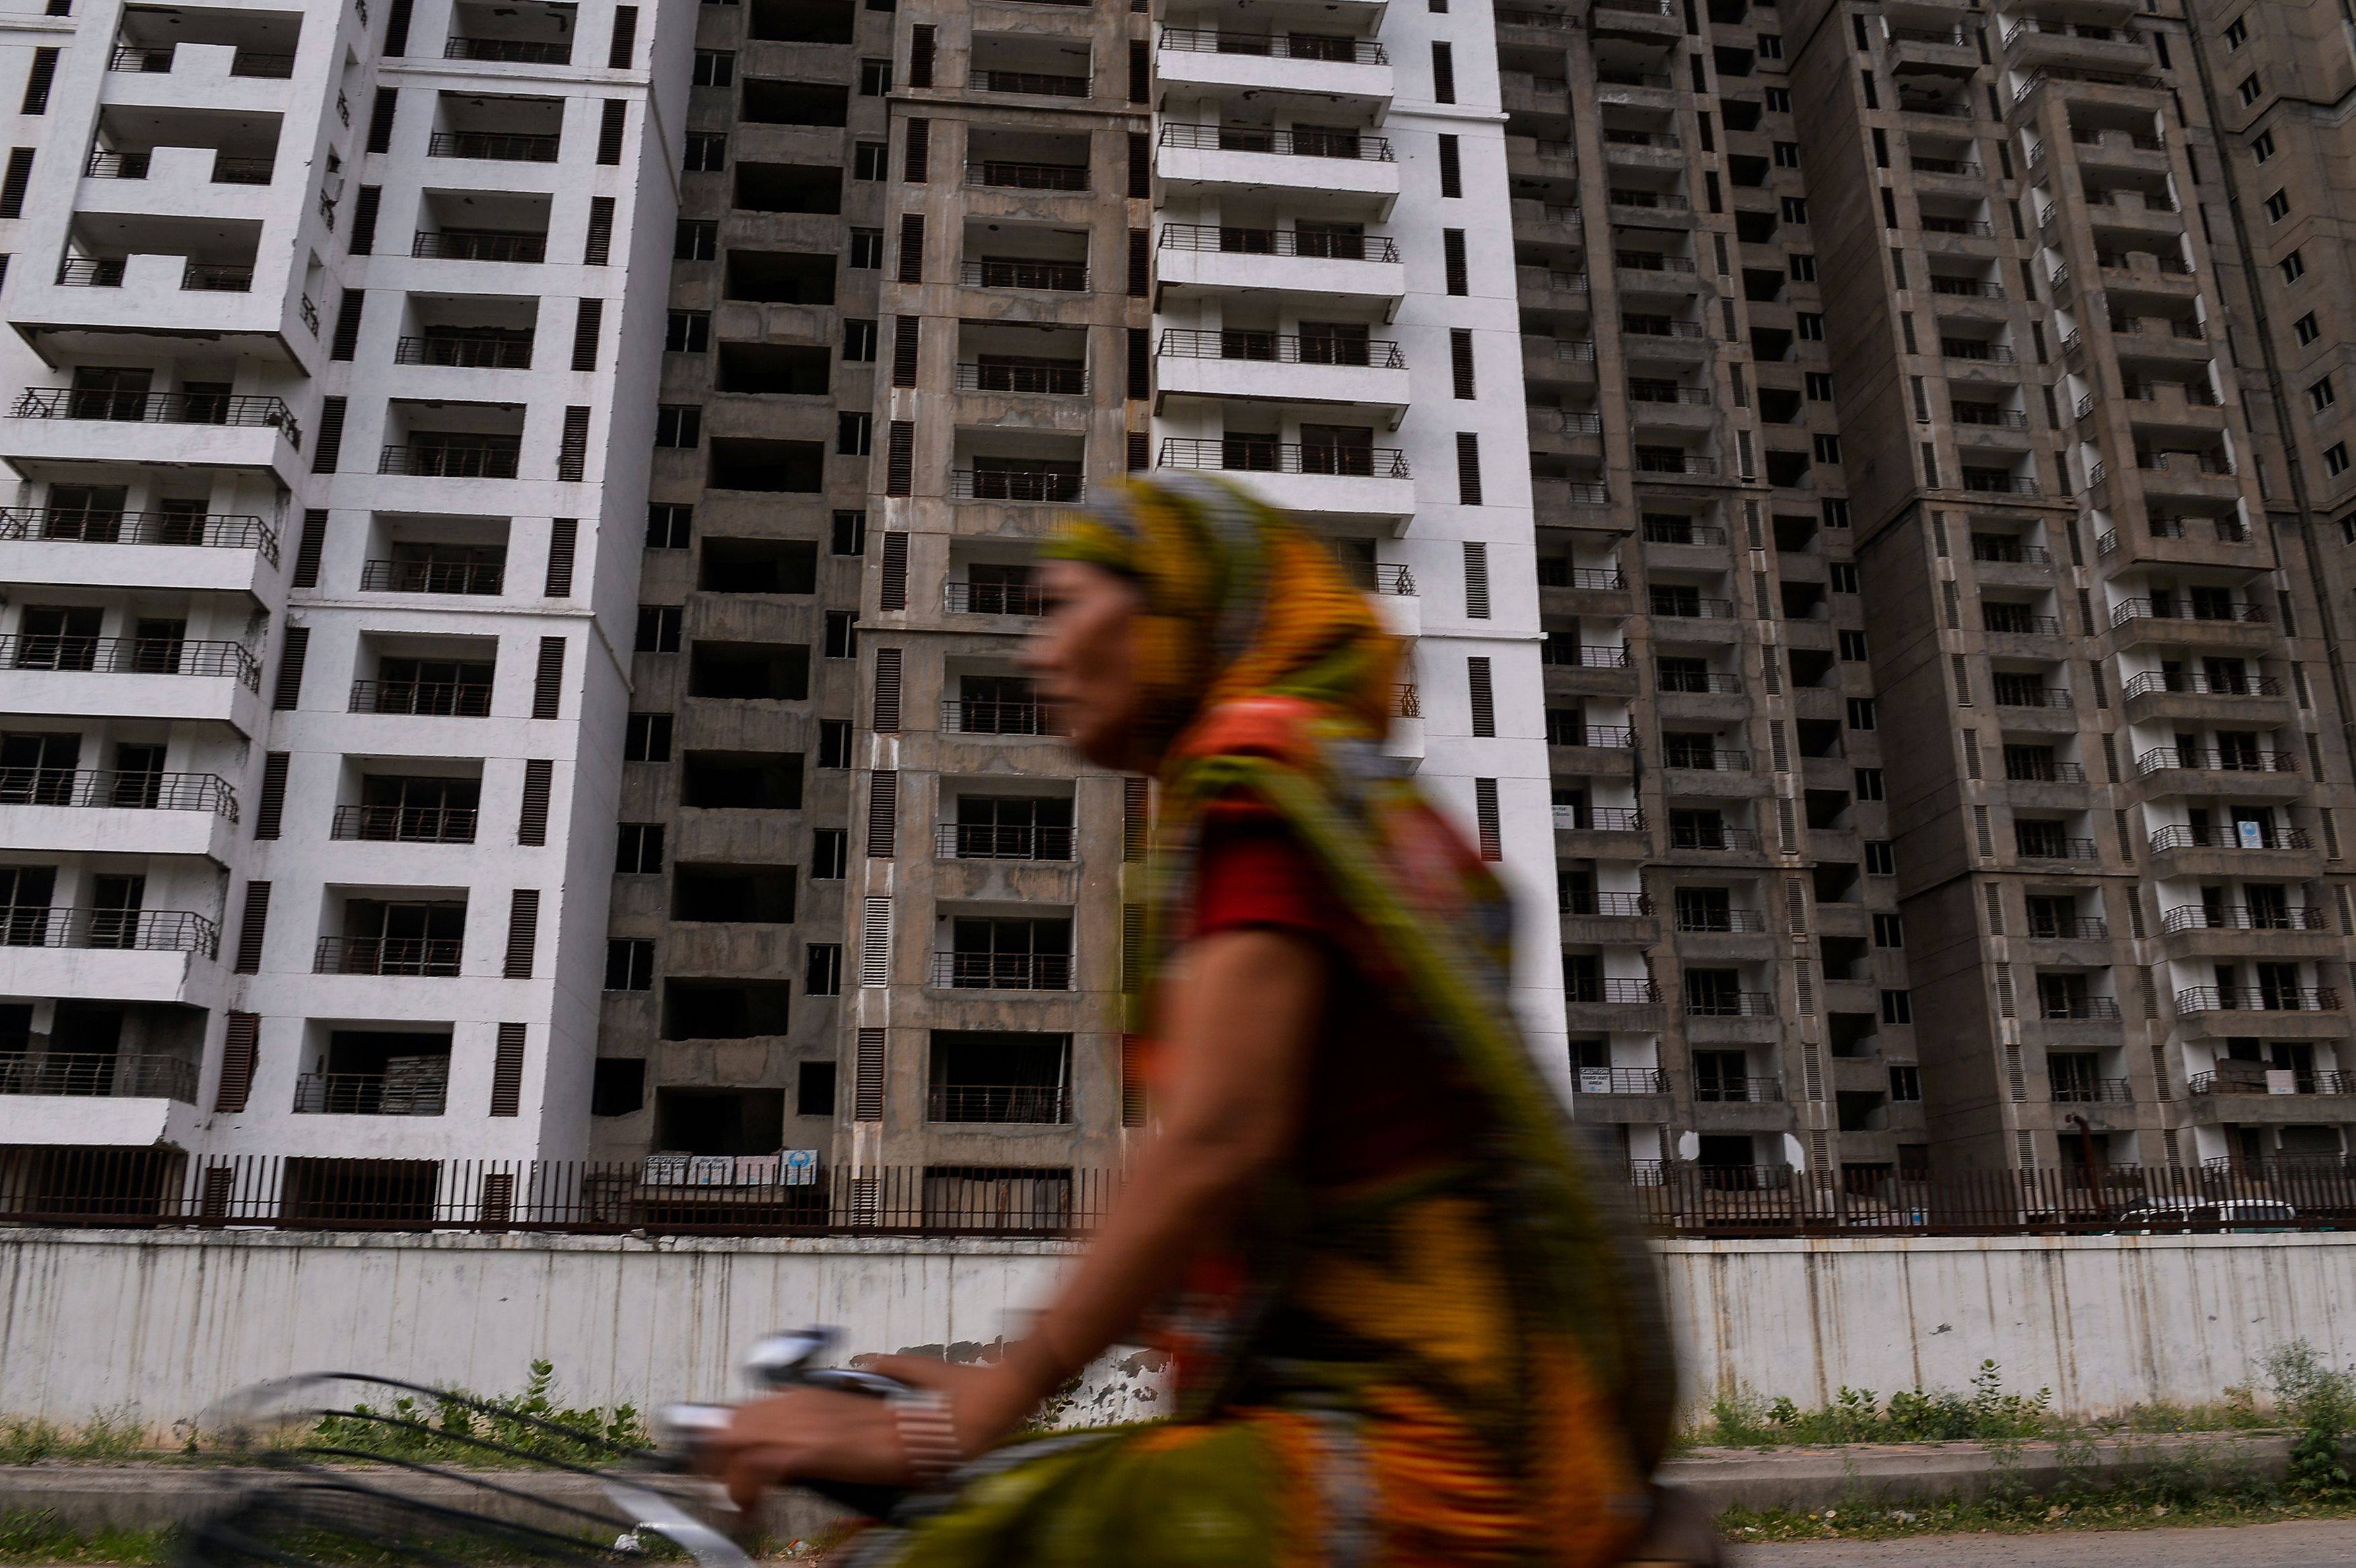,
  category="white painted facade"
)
[0,0,685,1158]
